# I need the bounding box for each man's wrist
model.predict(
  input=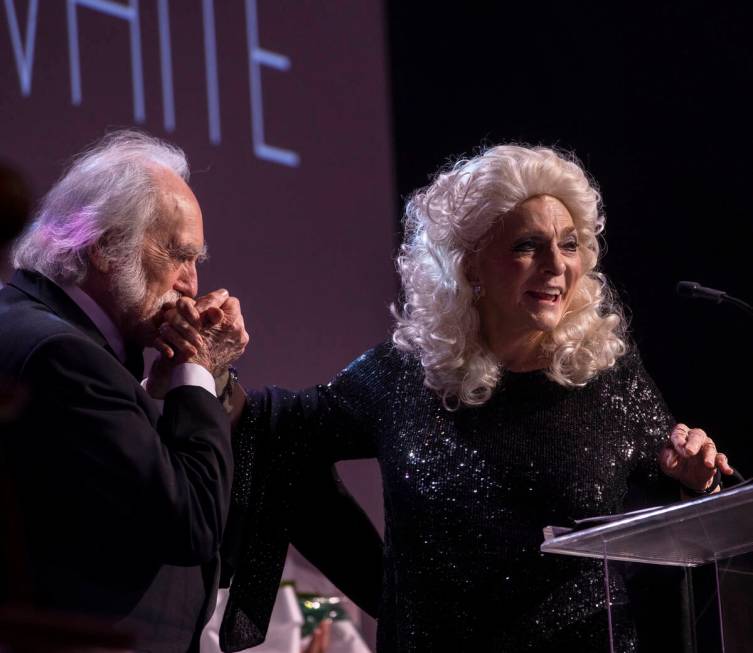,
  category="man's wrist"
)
[169,363,217,397]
